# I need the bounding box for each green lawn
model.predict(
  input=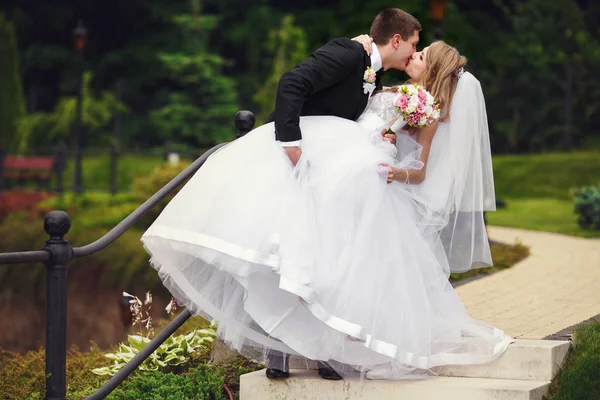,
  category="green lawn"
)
[490,152,600,237]
[486,198,600,238]
[492,152,600,200]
